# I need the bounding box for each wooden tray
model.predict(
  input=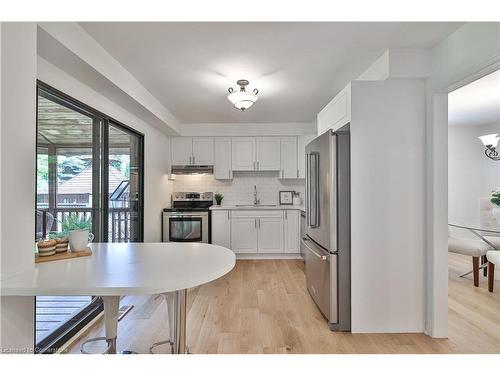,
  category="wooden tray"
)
[35,247,92,263]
